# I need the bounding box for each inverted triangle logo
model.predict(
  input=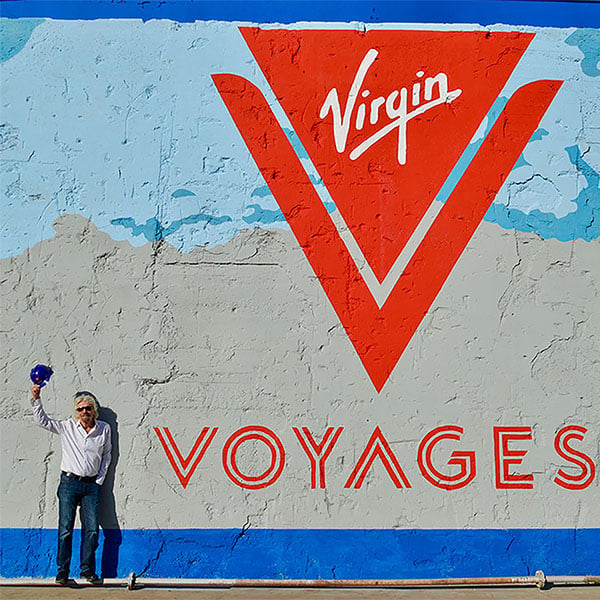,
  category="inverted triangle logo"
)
[213,28,562,392]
